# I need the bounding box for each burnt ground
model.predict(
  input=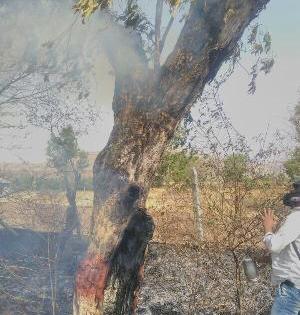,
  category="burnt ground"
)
[138,244,273,315]
[0,228,85,315]
[0,228,273,315]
